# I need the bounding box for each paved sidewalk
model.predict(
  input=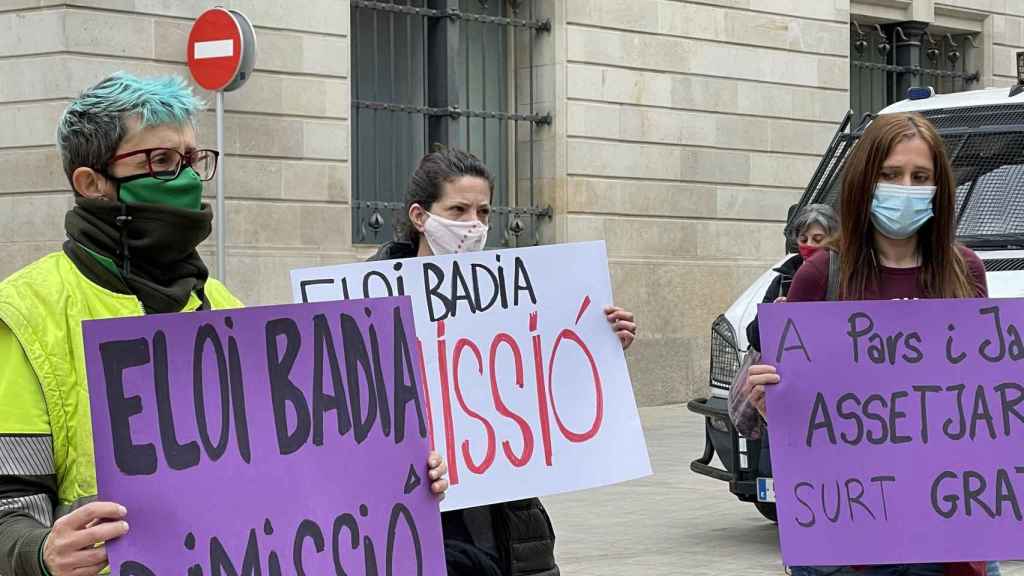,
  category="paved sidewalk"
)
[544,404,1024,575]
